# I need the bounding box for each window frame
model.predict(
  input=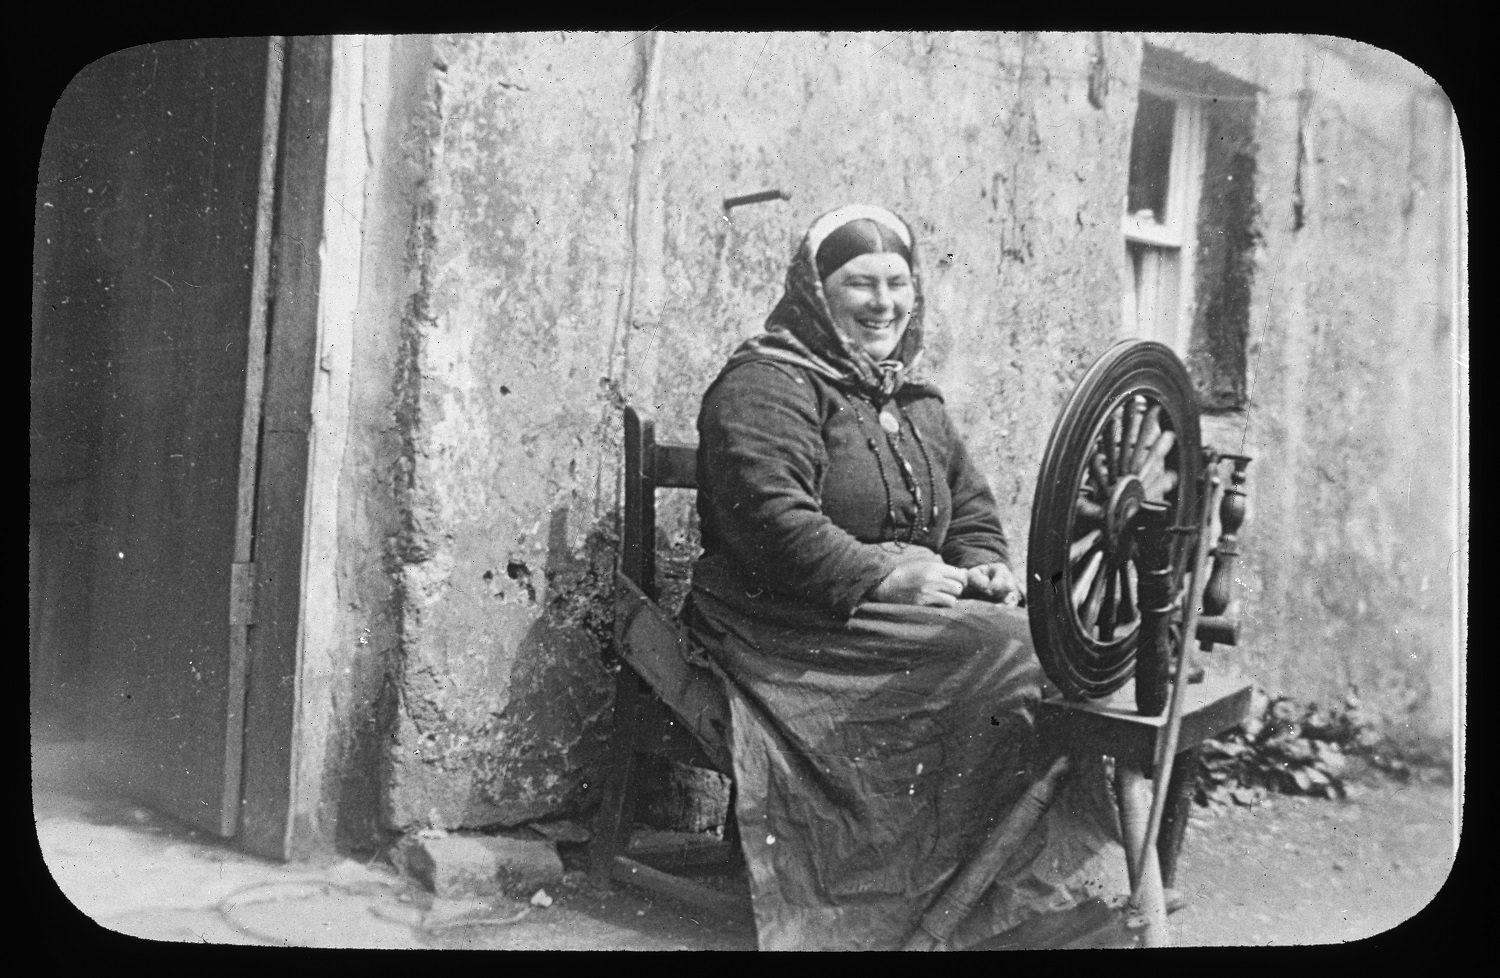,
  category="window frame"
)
[1122,76,1210,356]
